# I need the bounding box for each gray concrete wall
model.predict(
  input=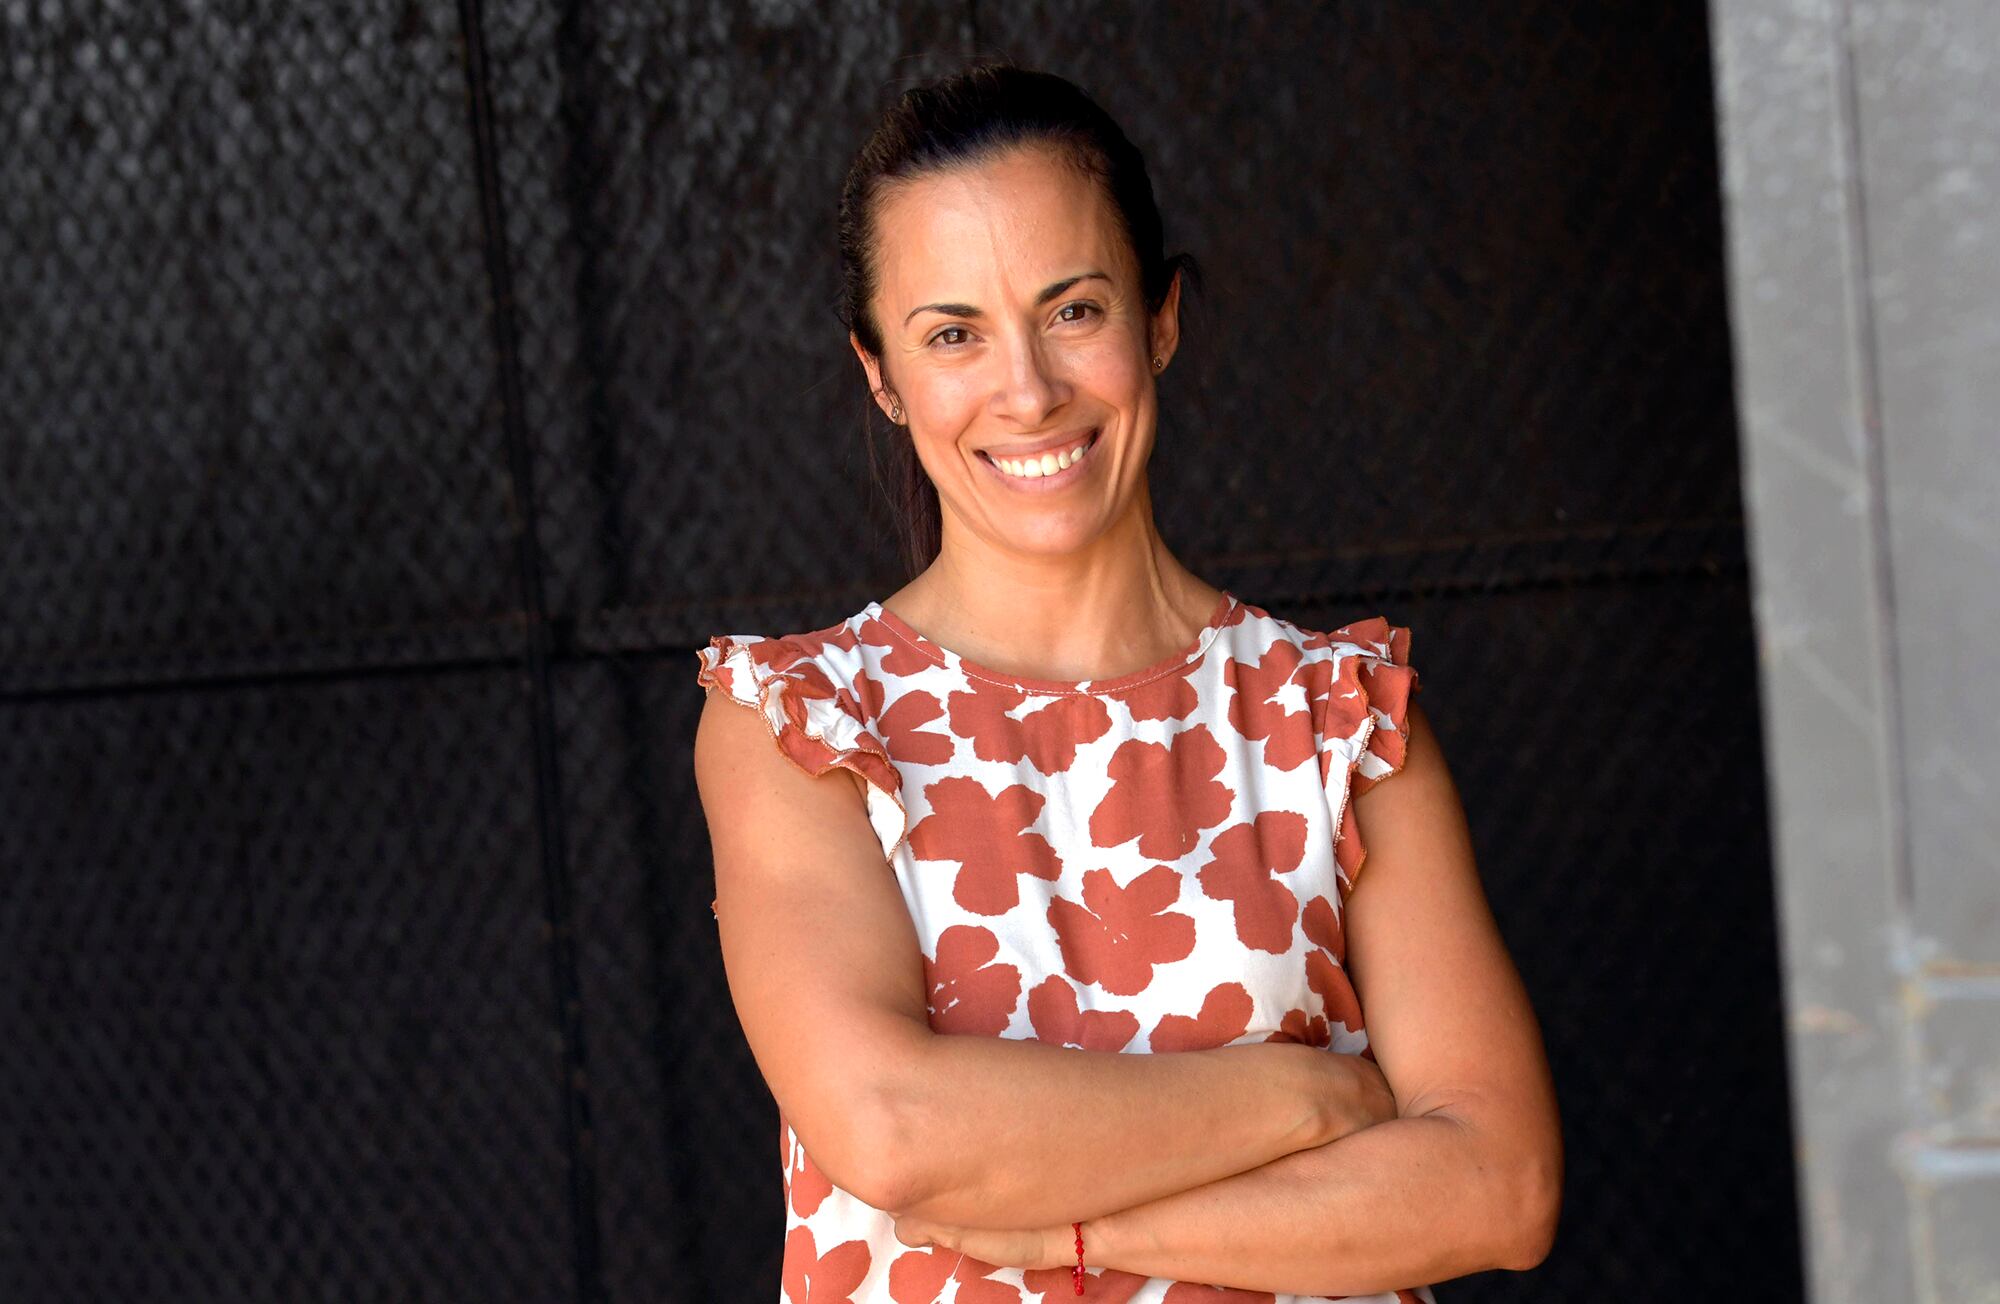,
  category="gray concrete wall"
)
[1708,1,2000,1300]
